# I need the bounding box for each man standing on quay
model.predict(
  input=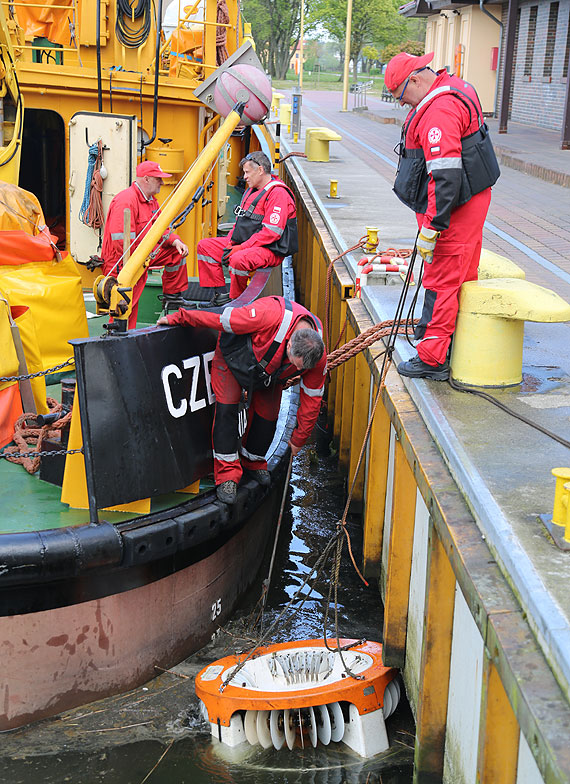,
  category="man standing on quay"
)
[385,51,500,380]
